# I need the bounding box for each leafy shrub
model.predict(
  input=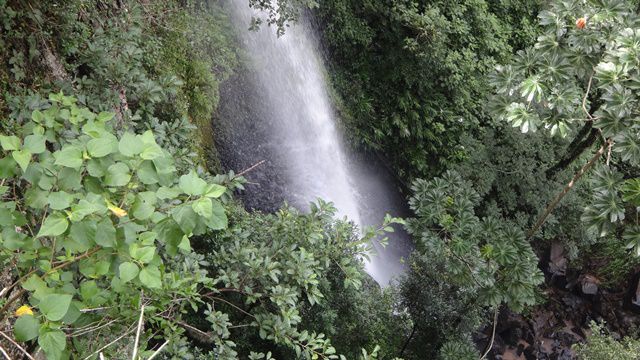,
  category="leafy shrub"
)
[574,322,640,360]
